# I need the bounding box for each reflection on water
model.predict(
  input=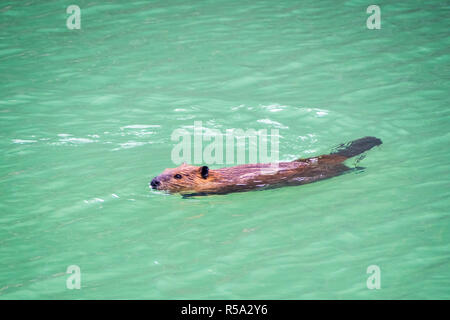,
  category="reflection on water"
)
[0,0,449,299]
